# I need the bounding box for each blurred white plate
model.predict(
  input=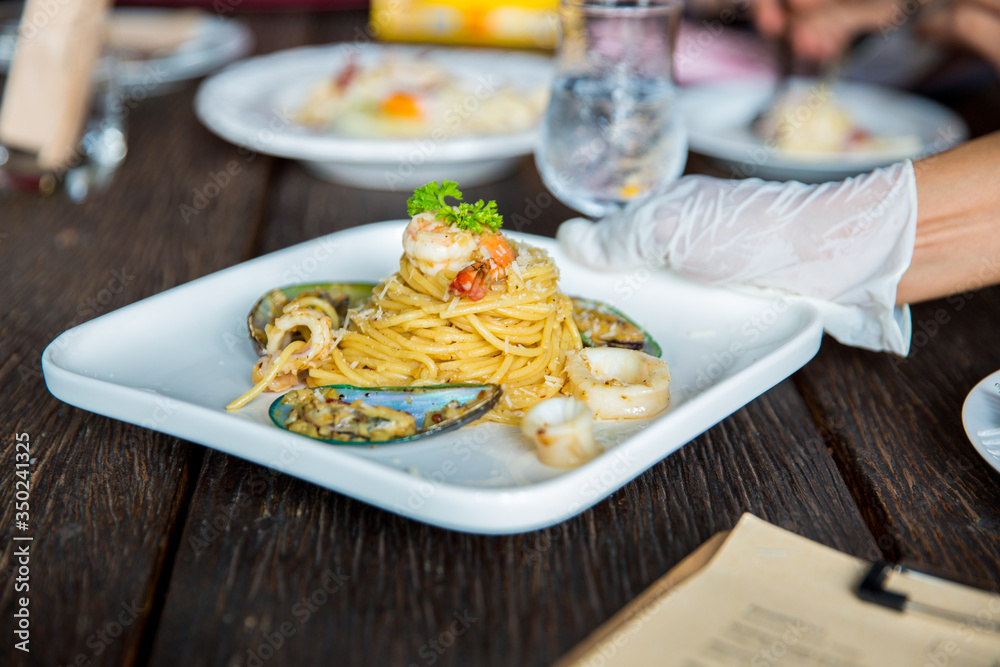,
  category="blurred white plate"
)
[194,44,553,190]
[678,78,968,182]
[962,368,1000,474]
[0,8,253,97]
[113,9,254,96]
[43,221,822,534]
